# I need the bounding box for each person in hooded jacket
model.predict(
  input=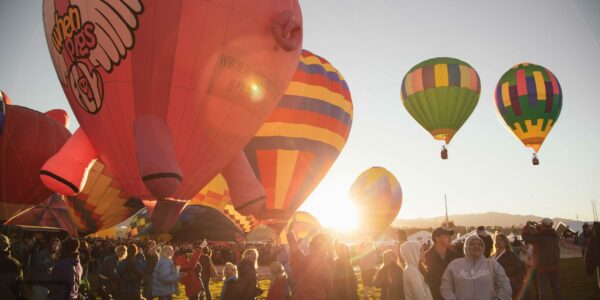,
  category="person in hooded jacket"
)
[48,238,83,300]
[441,235,512,300]
[400,241,433,300]
[374,249,405,300]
